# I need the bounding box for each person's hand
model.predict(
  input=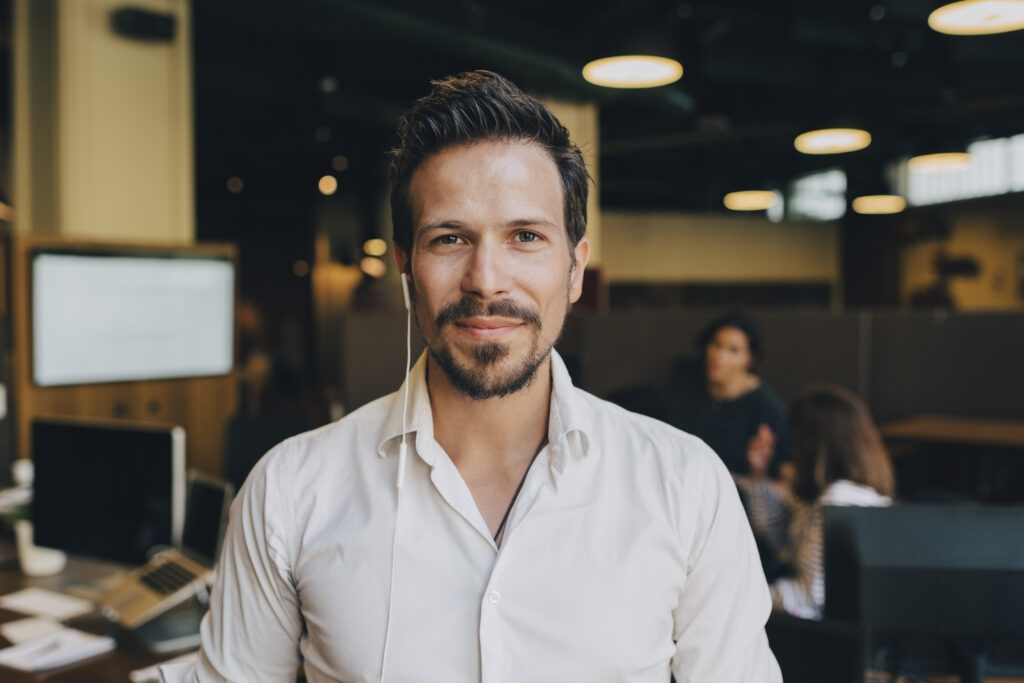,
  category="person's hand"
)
[746,423,776,480]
